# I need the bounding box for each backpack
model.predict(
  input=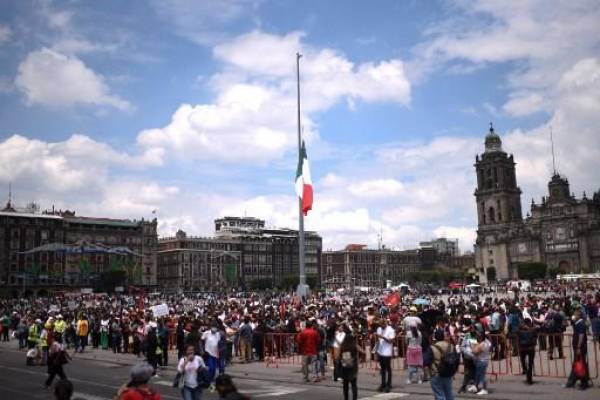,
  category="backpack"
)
[340,351,354,369]
[433,343,460,378]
